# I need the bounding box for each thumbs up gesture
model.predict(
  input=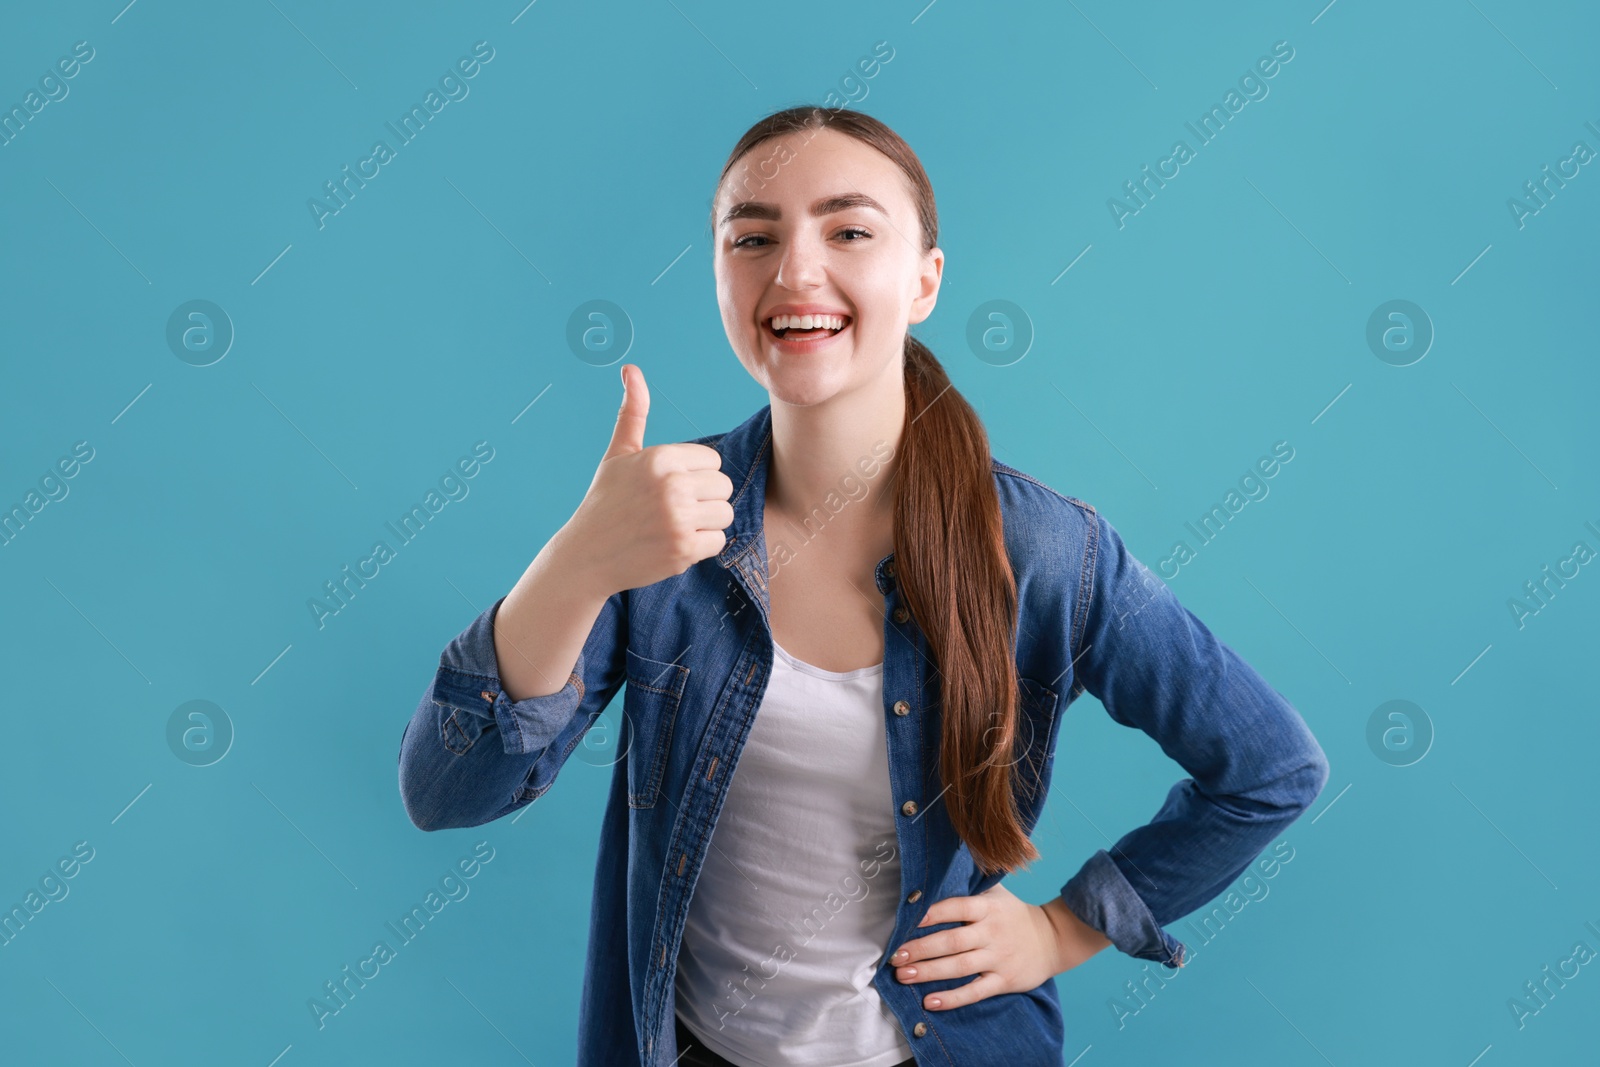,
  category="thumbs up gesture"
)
[571,364,735,594]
